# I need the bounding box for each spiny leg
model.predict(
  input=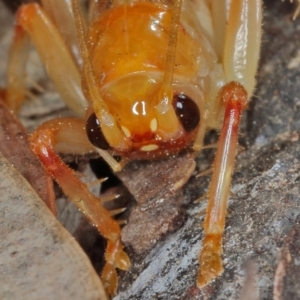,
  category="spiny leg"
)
[30,118,130,296]
[197,0,262,288]
[16,3,129,293]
